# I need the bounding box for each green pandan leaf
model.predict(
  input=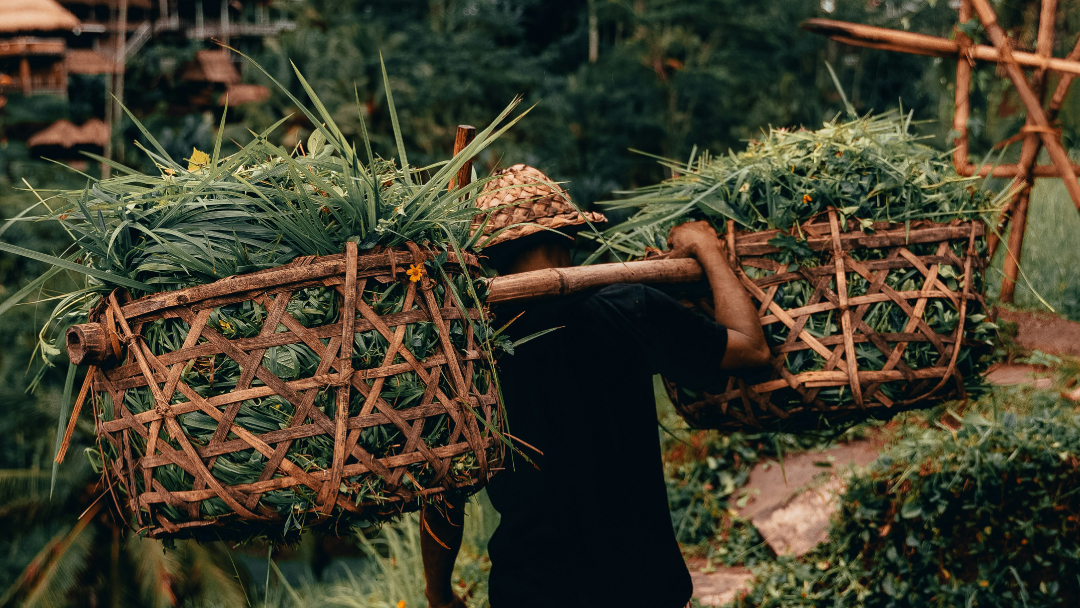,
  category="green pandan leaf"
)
[768,233,815,258]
